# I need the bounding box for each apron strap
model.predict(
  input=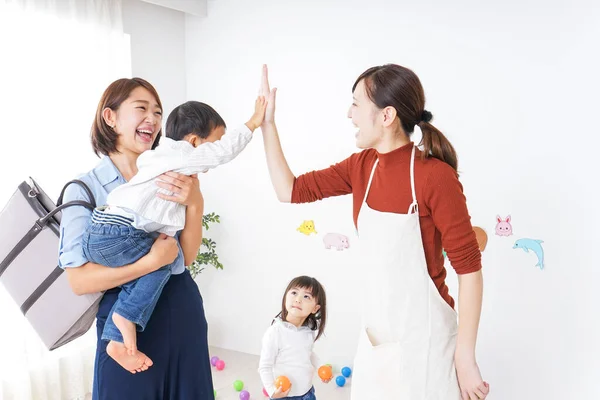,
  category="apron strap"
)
[363,159,379,205]
[408,144,418,214]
